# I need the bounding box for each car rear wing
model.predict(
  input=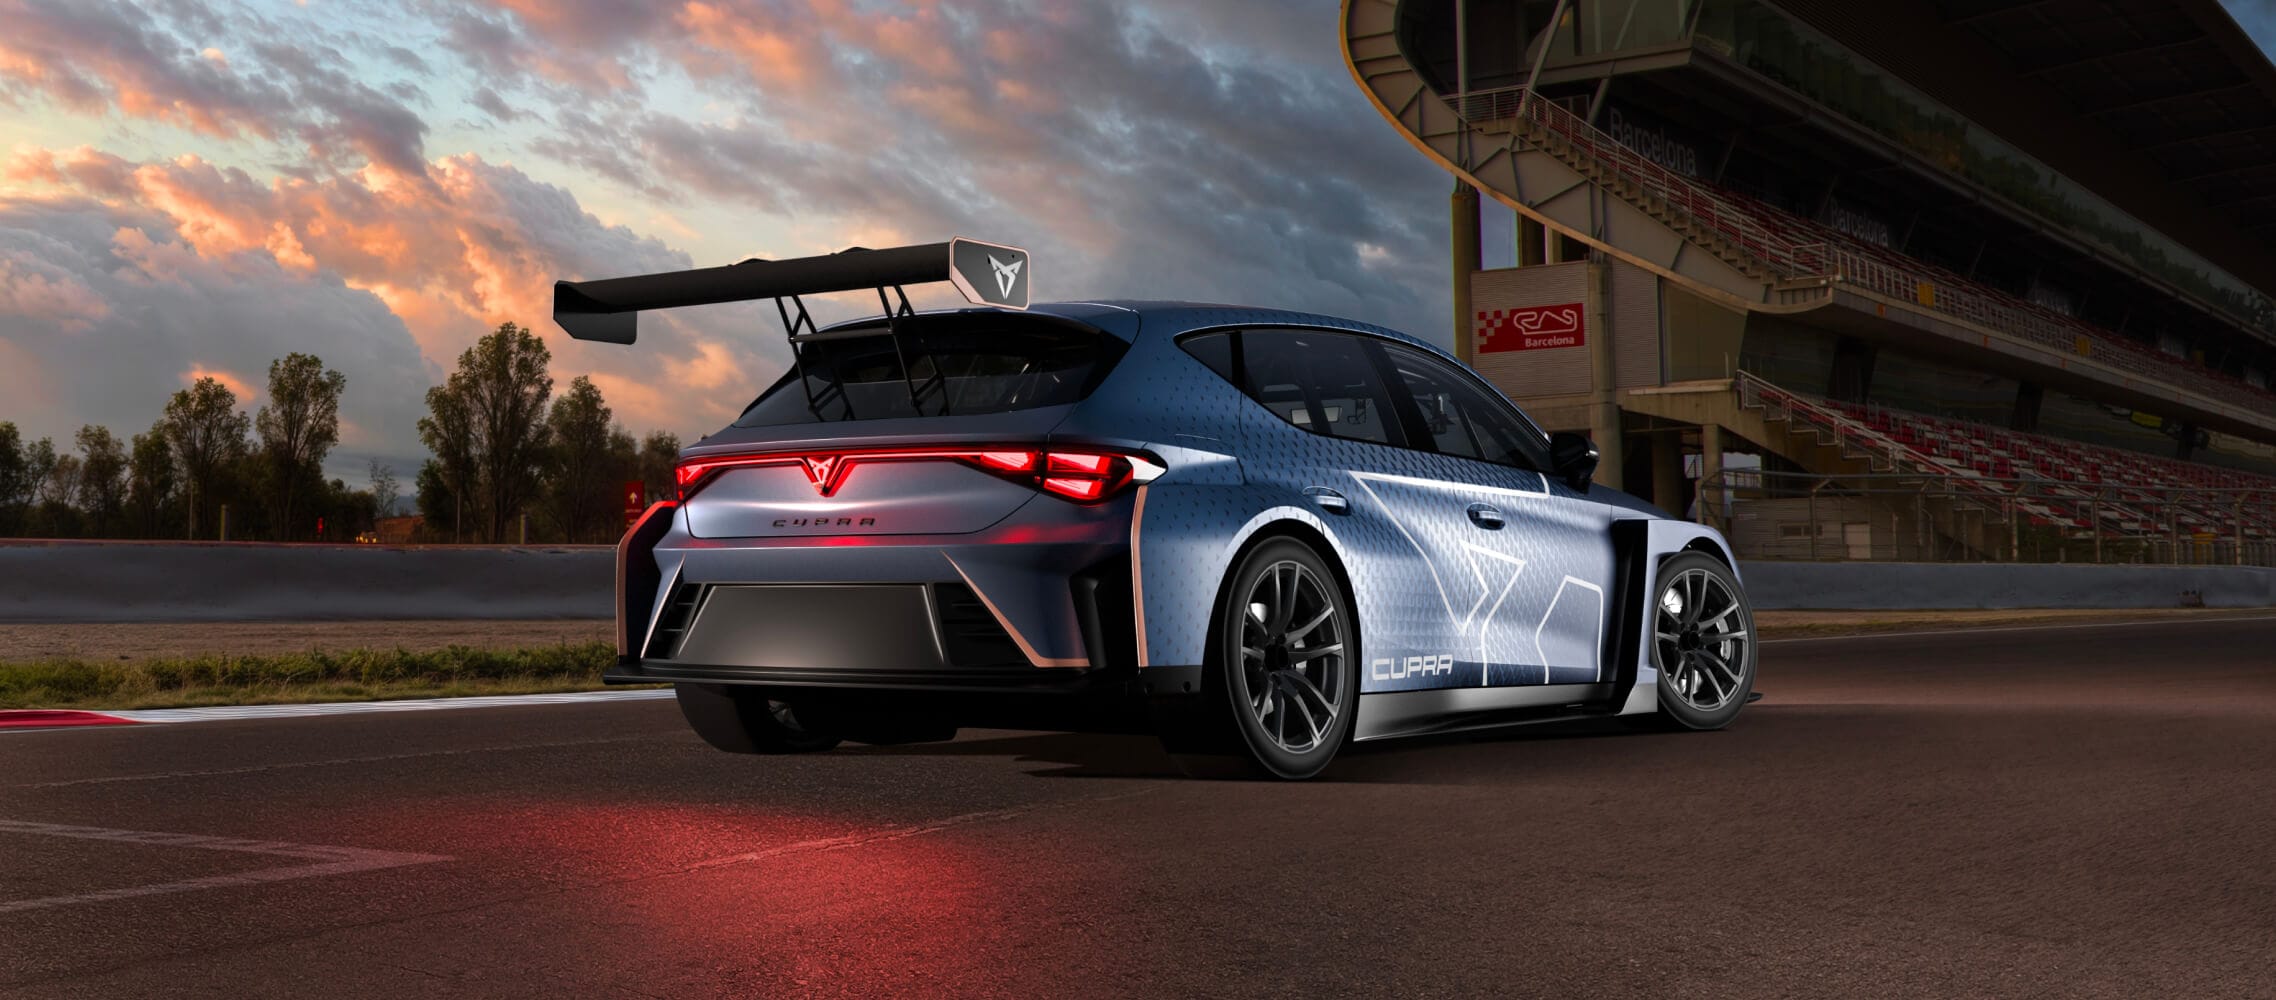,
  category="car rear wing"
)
[551,237,1030,345]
